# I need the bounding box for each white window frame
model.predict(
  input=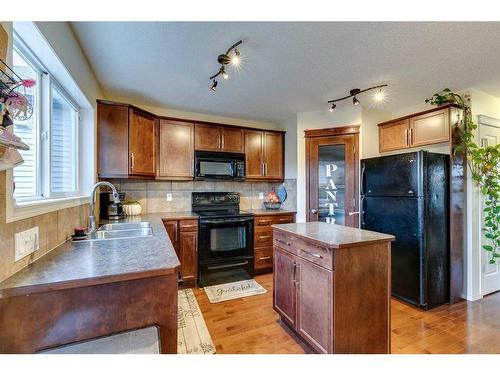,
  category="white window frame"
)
[5,22,94,223]
[12,32,82,203]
